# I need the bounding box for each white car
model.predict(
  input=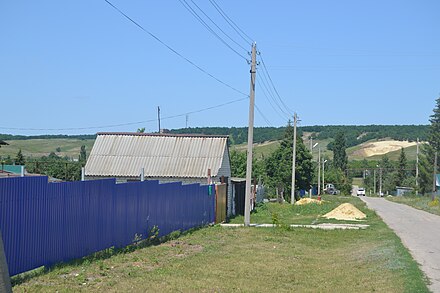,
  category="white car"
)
[357,188,366,196]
